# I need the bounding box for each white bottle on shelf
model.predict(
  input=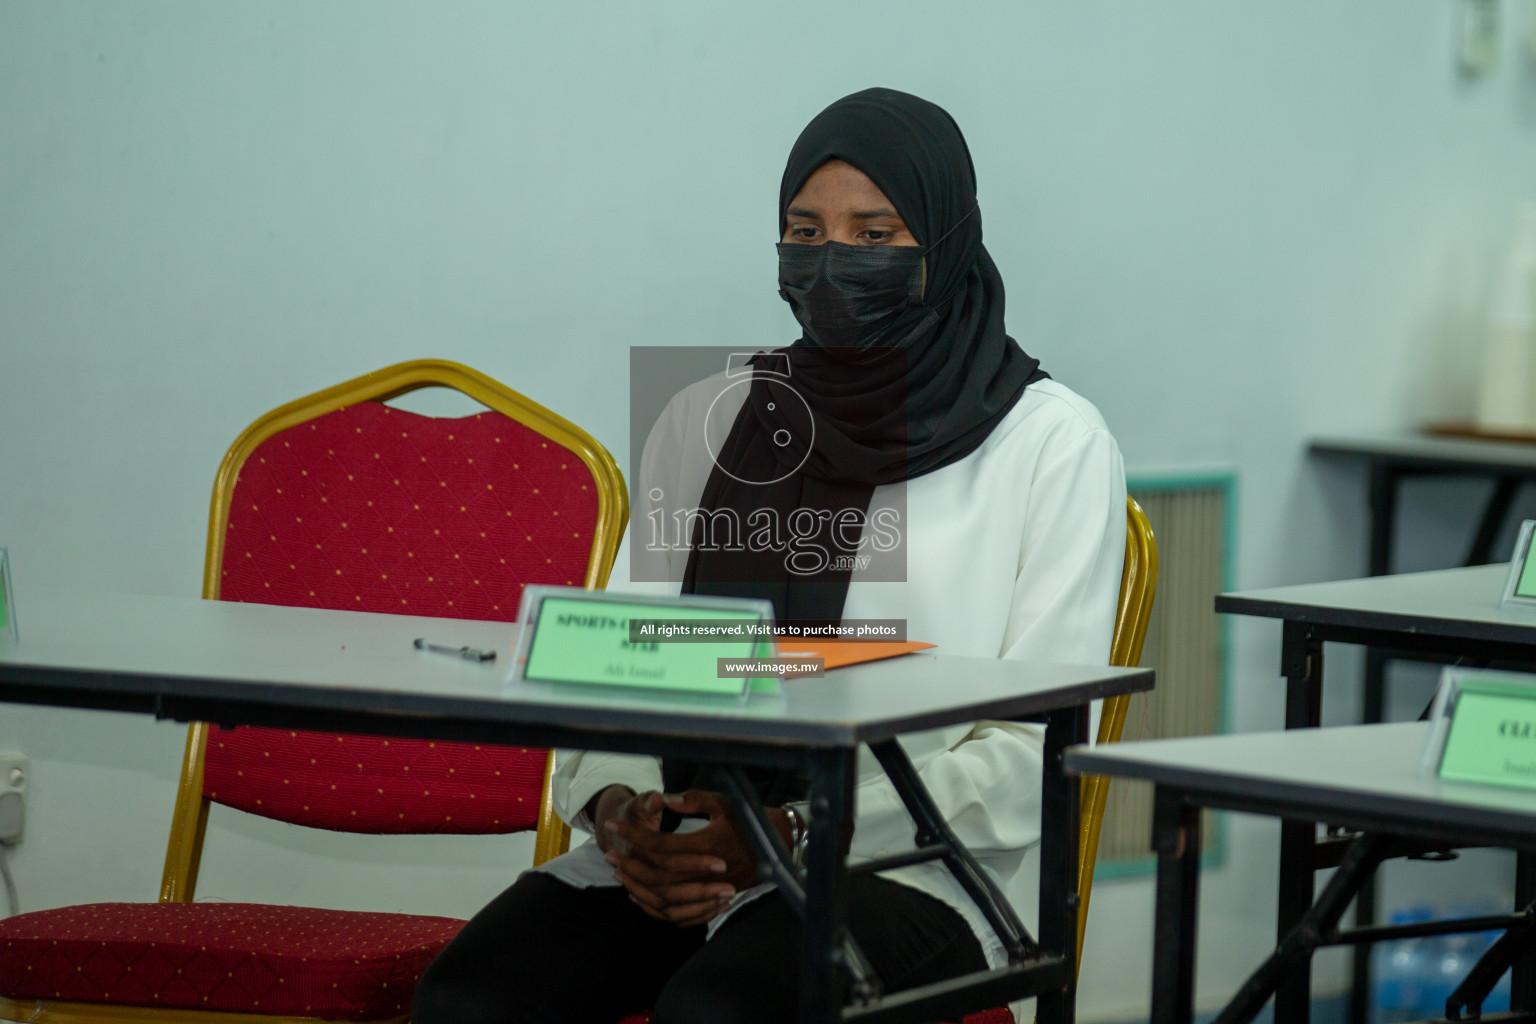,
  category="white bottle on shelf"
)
[1475,202,1536,434]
